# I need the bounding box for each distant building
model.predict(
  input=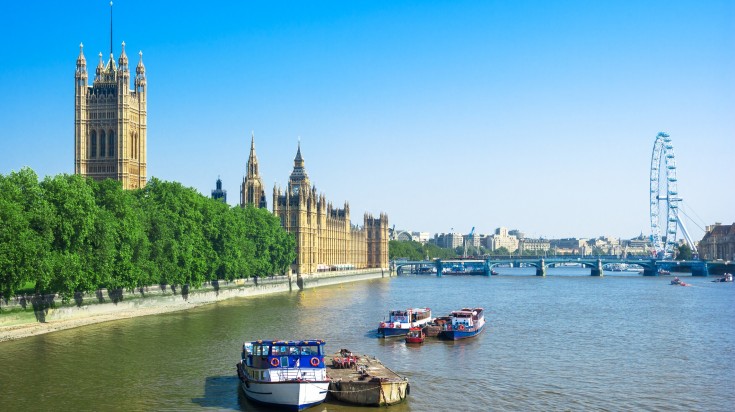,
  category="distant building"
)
[519,238,550,254]
[211,177,227,203]
[412,232,430,244]
[621,233,652,256]
[485,227,519,252]
[395,230,413,241]
[550,238,587,255]
[699,223,735,261]
[432,233,463,249]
